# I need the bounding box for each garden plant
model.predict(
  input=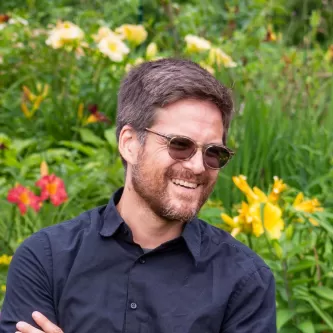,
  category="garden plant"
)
[0,0,332,332]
